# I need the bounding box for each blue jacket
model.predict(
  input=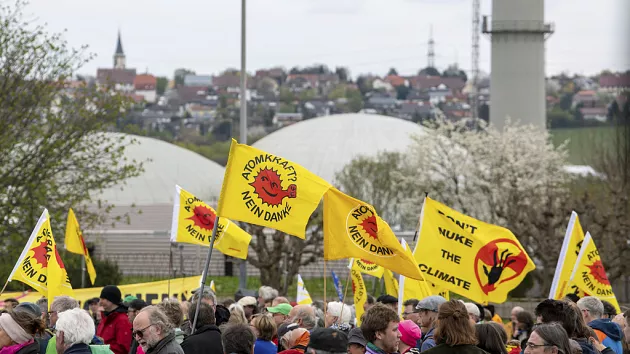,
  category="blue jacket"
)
[420,327,436,352]
[589,318,623,354]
